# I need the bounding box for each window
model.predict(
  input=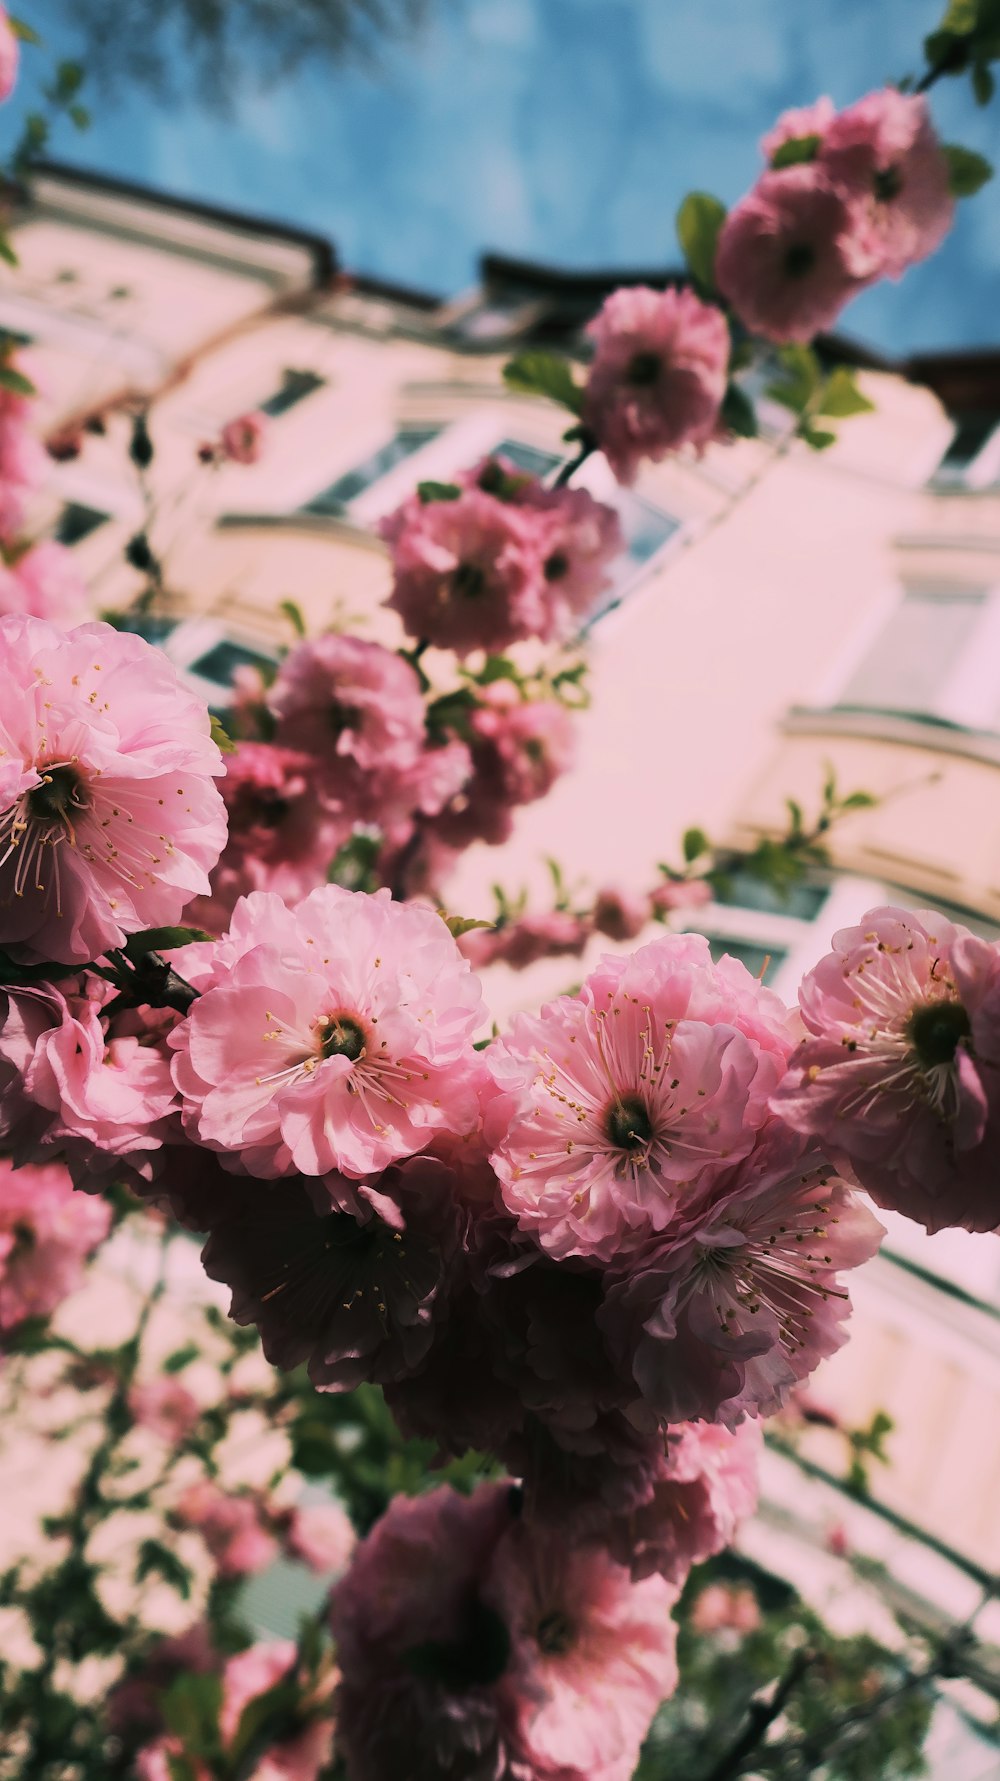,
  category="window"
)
[706,936,788,981]
[188,640,277,688]
[492,438,561,478]
[836,584,997,728]
[931,412,1000,490]
[303,426,441,515]
[713,866,829,923]
[54,502,109,546]
[259,369,326,419]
